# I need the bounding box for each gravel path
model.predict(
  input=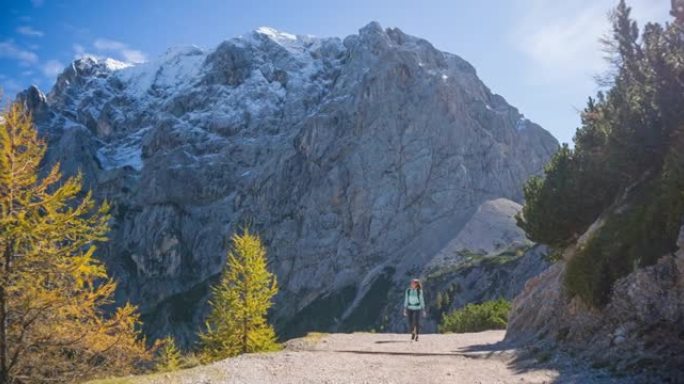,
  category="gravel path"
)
[107,331,624,384]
